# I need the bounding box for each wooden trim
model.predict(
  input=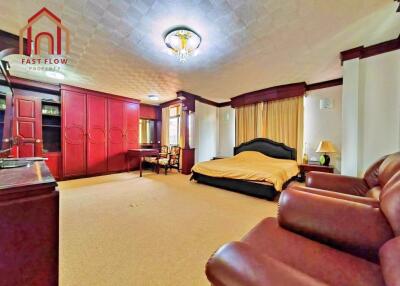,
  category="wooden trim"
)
[0,30,28,55]
[217,101,231,107]
[341,35,400,64]
[195,96,219,107]
[9,76,60,94]
[160,98,181,108]
[60,84,140,103]
[231,82,306,108]
[306,78,343,91]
